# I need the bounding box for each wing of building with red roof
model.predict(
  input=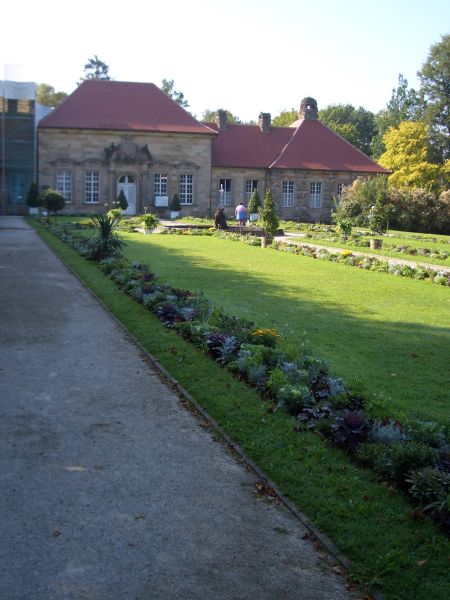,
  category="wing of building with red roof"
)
[269,119,389,173]
[209,118,387,173]
[38,80,216,135]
